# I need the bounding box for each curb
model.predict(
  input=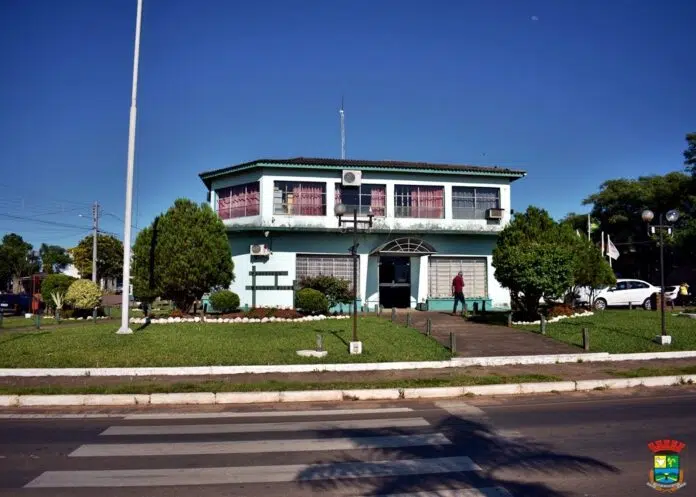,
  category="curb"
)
[1,375,694,407]
[4,350,696,377]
